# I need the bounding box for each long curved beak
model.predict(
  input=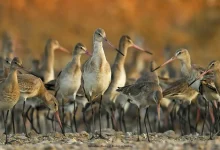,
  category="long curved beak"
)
[152,56,177,72]
[57,46,70,53]
[55,111,65,136]
[104,37,124,56]
[188,69,213,87]
[132,44,153,55]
